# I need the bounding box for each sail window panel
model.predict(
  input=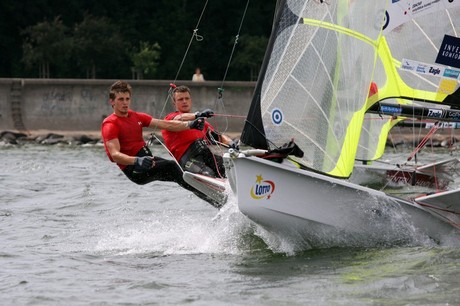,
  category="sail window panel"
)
[262,24,318,109]
[247,0,388,176]
[263,28,343,171]
[291,39,341,171]
[357,57,390,163]
[372,57,388,92]
[262,75,338,172]
[356,114,380,161]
